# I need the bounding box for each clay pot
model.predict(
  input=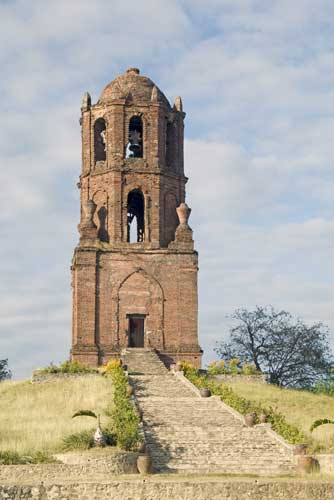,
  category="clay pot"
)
[244,413,256,427]
[136,441,146,453]
[175,361,183,372]
[200,388,211,398]
[137,454,151,474]
[294,444,307,456]
[297,455,318,474]
[126,384,134,397]
[259,413,267,424]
